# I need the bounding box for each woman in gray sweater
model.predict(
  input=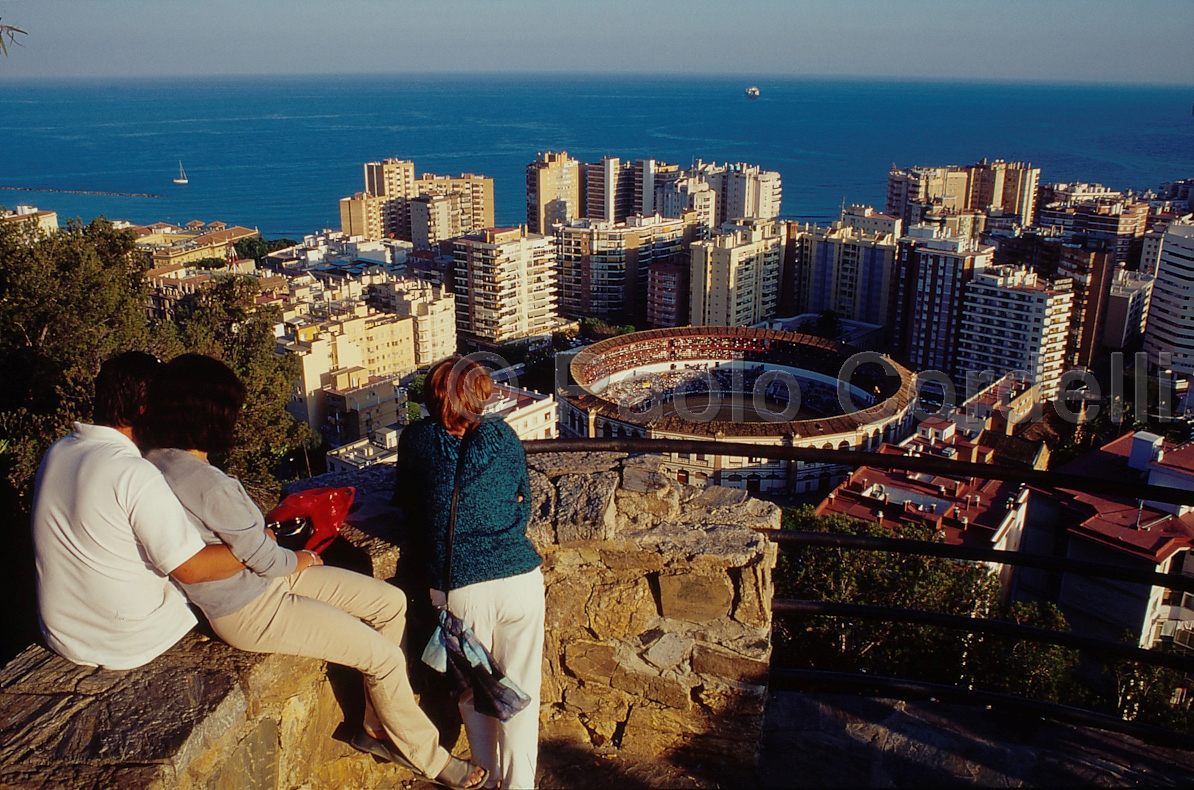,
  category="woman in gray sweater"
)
[140,354,486,790]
